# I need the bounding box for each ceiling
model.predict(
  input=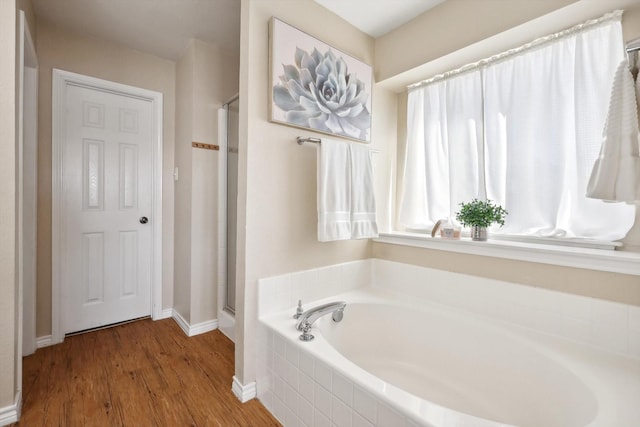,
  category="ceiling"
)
[314,0,446,37]
[32,0,444,61]
[31,0,241,60]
